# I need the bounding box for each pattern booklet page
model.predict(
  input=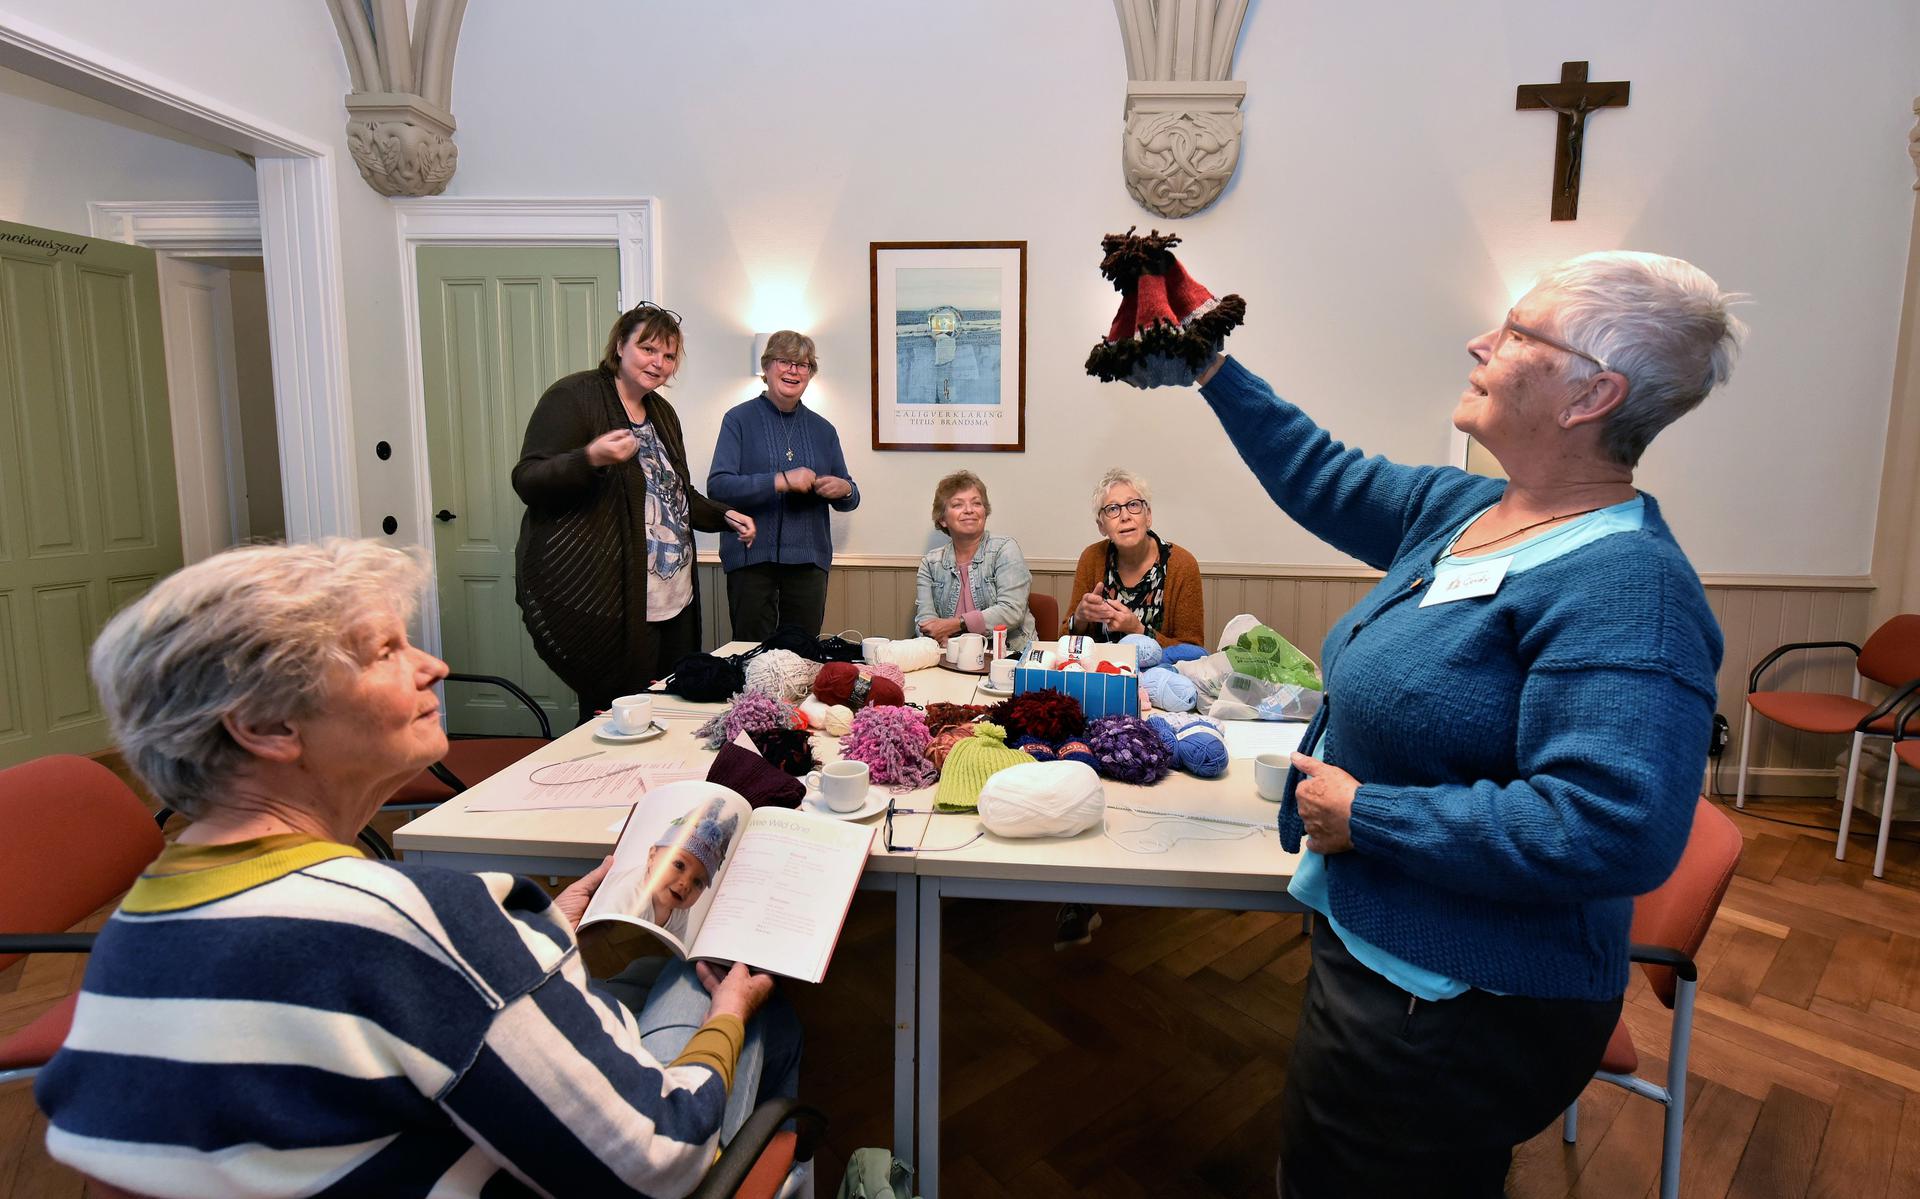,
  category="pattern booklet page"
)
[685,809,874,983]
